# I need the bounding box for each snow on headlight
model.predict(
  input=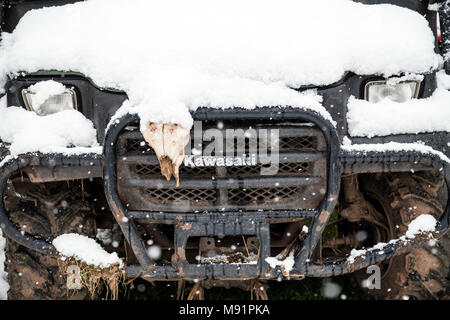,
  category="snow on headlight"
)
[364,80,420,103]
[22,80,77,116]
